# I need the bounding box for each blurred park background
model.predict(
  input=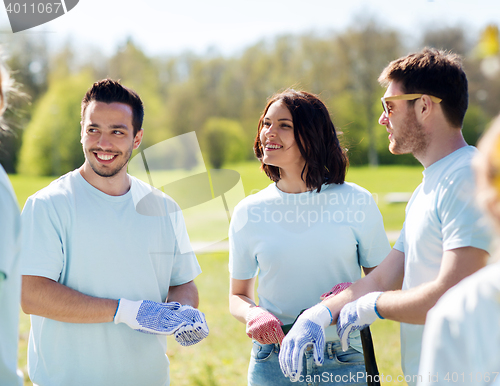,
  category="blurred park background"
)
[2,0,500,385]
[1,3,500,175]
